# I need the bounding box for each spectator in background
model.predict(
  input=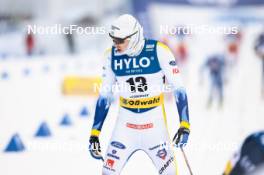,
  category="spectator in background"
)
[65,29,76,54]
[254,31,264,99]
[25,31,34,56]
[224,30,242,66]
